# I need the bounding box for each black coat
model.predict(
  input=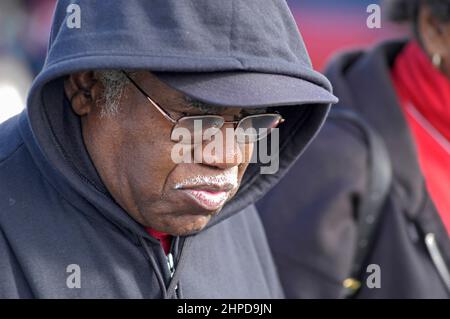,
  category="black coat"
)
[258,40,450,298]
